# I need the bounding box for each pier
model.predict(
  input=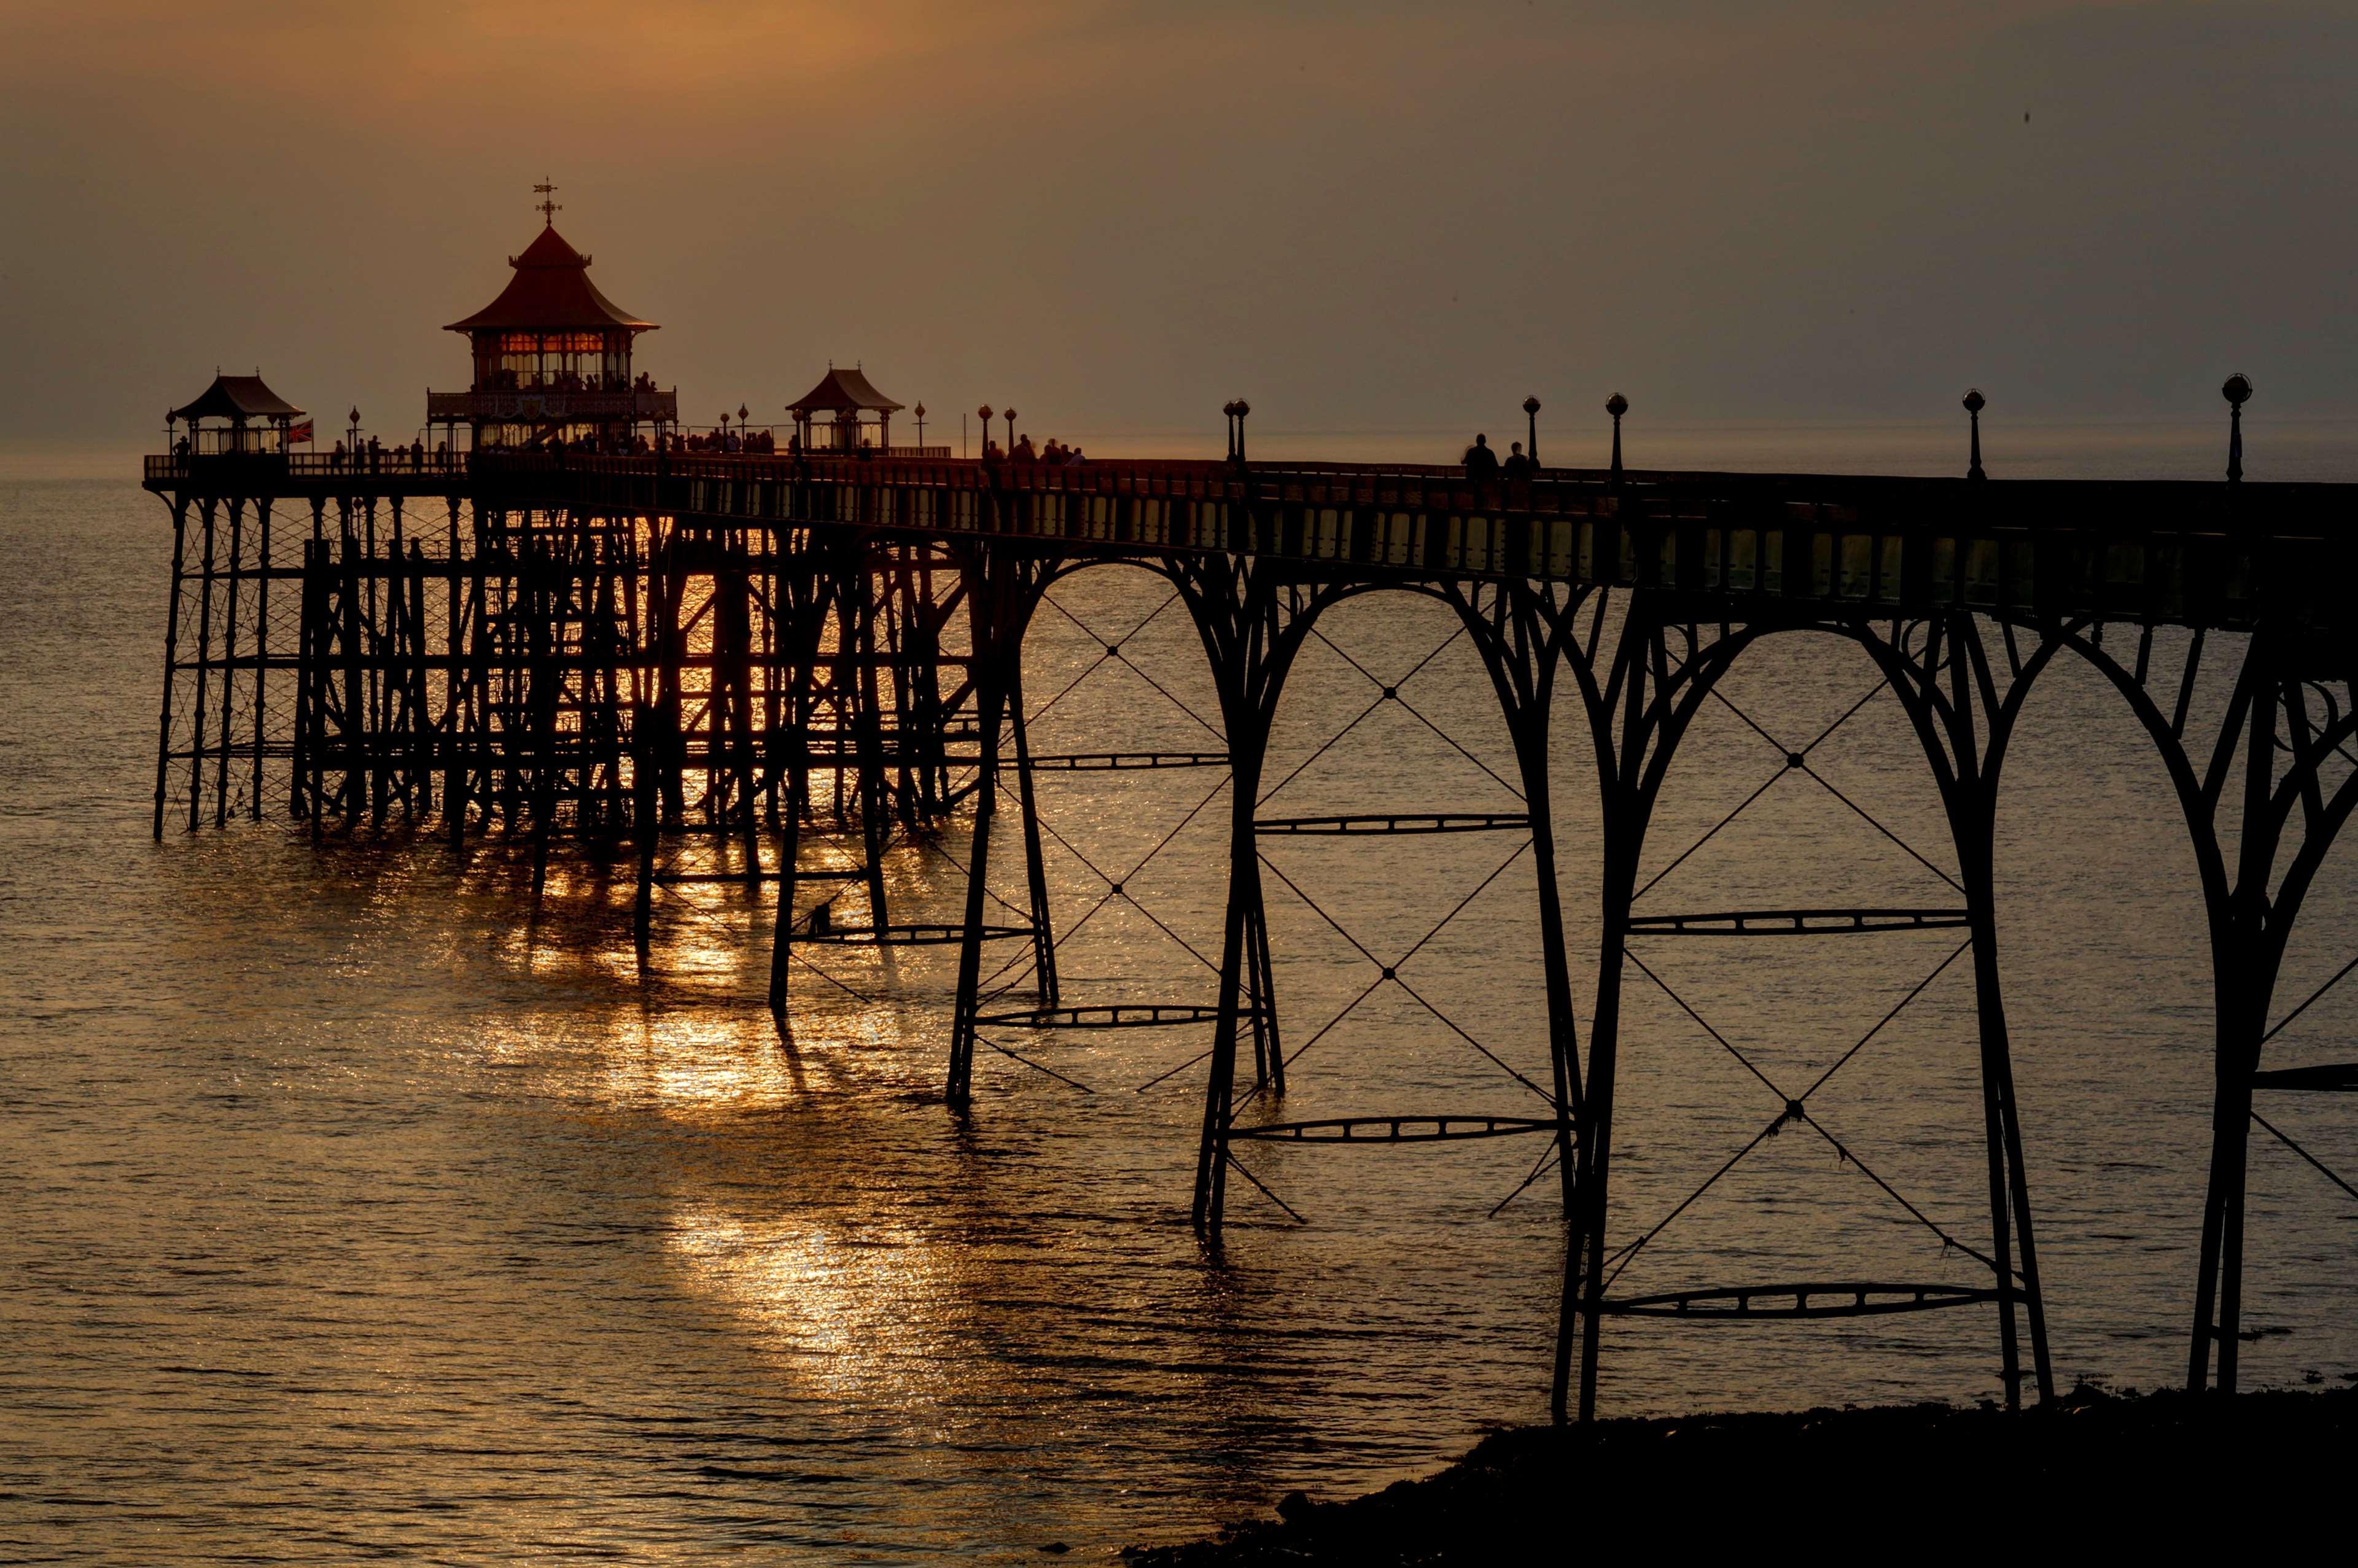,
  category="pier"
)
[141,222,2358,1425]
